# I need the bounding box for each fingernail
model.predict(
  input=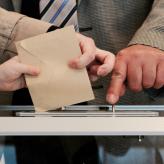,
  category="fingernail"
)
[90,75,98,82]
[97,68,106,76]
[106,94,118,104]
[34,67,40,74]
[97,65,108,76]
[100,65,108,70]
[68,60,77,68]
[71,59,83,69]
